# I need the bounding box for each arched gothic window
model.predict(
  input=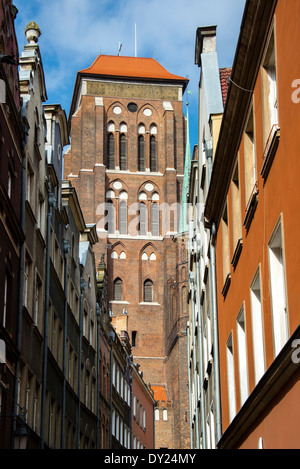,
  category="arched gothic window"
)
[119,200,127,235]
[107,133,115,169]
[113,278,123,301]
[144,279,153,303]
[151,202,159,236]
[139,202,147,236]
[150,135,157,172]
[119,134,127,170]
[138,135,145,171]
